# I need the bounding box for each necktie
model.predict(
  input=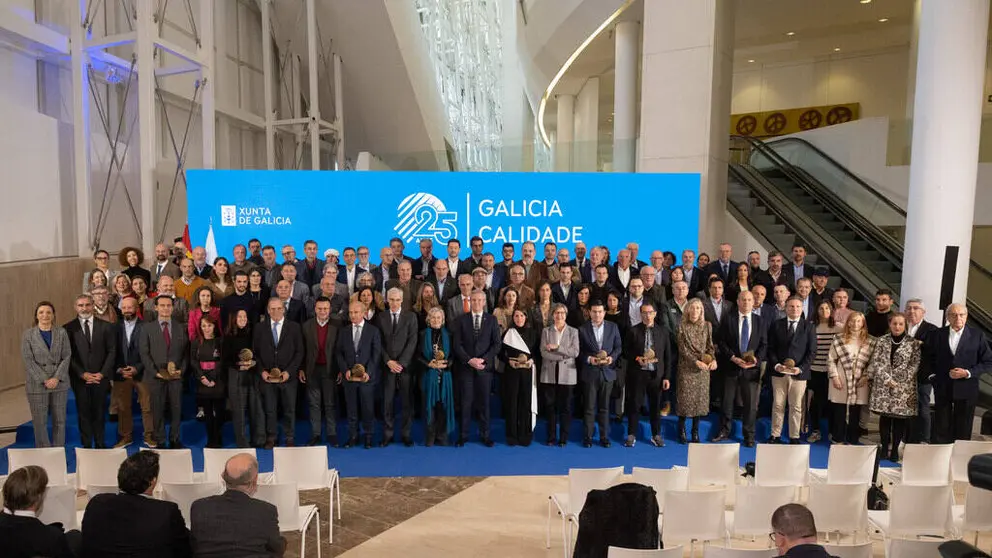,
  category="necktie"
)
[83,319,91,344]
[462,296,470,313]
[353,325,361,351]
[272,321,279,345]
[740,316,750,354]
[161,322,171,351]
[473,314,481,339]
[391,313,398,334]
[157,263,164,275]
[789,320,796,336]
[723,262,728,277]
